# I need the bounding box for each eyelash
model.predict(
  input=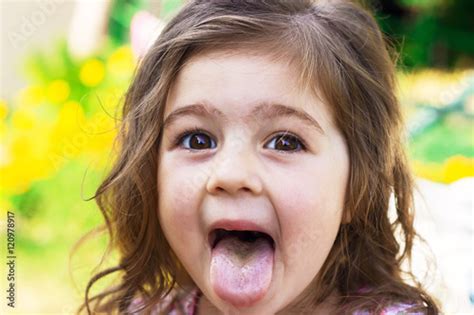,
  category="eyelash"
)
[173,127,307,153]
